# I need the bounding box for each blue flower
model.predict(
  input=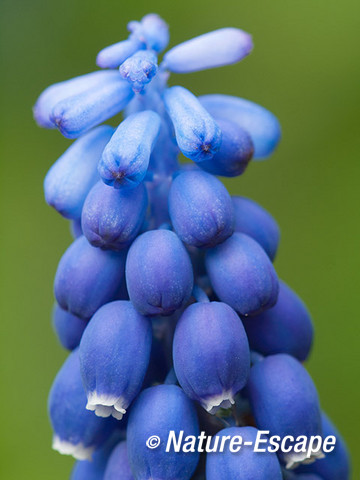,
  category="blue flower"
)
[79,301,152,420]
[173,301,250,413]
[48,349,117,460]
